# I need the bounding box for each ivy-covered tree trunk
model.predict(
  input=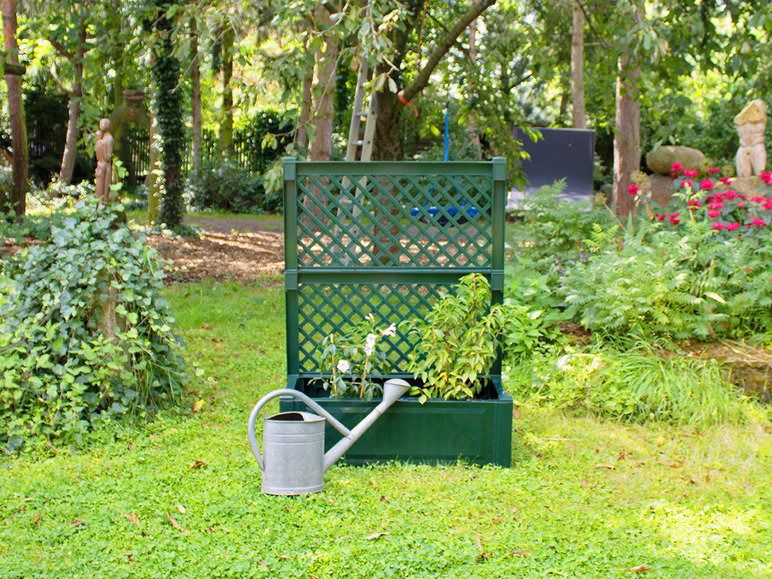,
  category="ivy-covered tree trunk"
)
[1,0,27,219]
[153,1,185,230]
